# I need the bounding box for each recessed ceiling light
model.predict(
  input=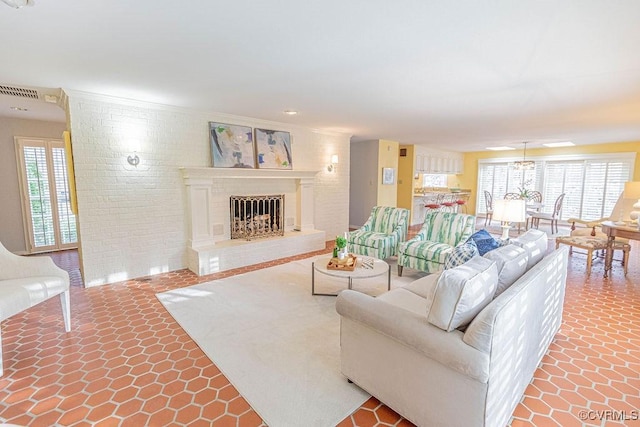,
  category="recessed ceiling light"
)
[283,110,298,115]
[486,146,516,151]
[10,106,28,111]
[543,141,575,148]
